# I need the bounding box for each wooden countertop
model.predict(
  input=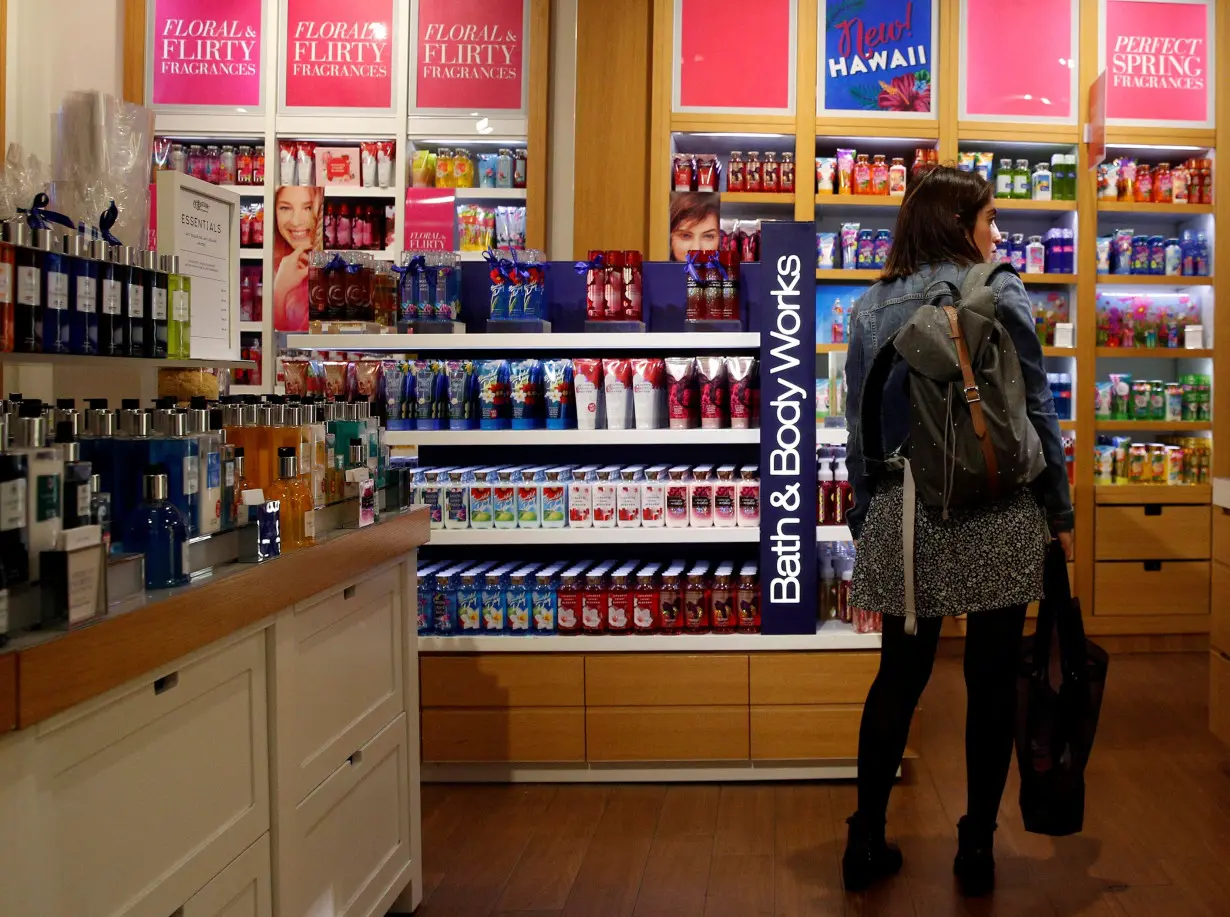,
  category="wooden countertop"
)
[0,507,429,731]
